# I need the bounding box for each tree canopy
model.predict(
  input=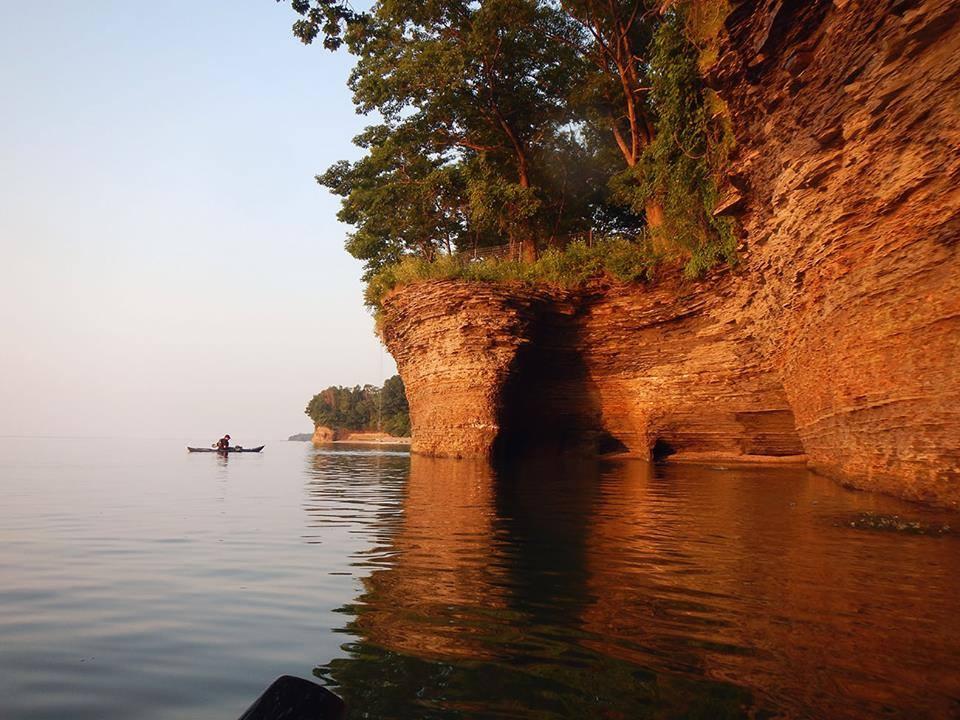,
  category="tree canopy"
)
[281,0,735,282]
